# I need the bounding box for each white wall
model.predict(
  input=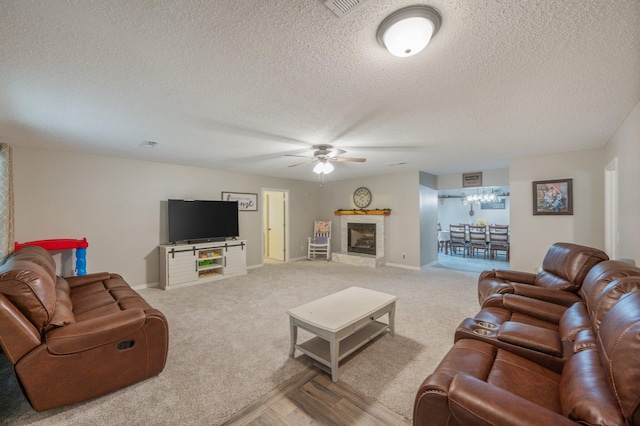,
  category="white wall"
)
[318,172,421,269]
[604,100,640,264]
[437,169,509,190]
[509,149,604,272]
[13,146,321,286]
